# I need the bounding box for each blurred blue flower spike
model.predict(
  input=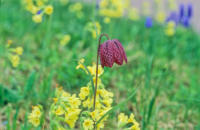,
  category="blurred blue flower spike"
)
[145,17,153,28]
[166,11,179,24]
[187,3,193,19]
[179,4,184,21]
